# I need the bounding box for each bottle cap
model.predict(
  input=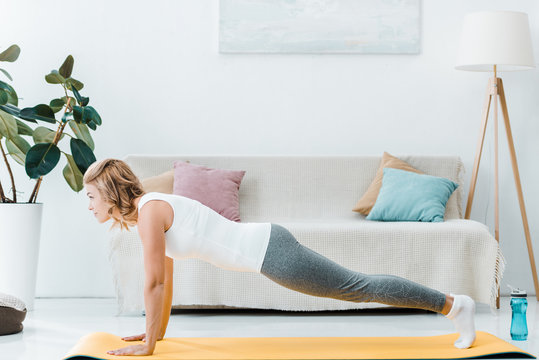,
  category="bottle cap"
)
[510,288,527,297]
